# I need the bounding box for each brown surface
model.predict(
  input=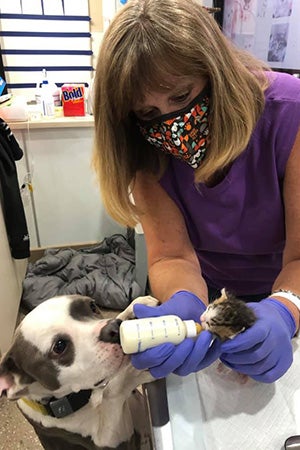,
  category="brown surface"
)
[0,397,43,450]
